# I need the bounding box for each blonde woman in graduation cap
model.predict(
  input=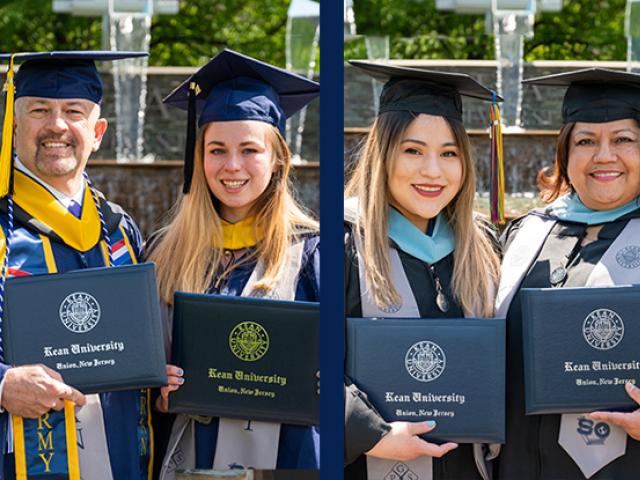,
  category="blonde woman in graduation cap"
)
[147,49,320,477]
[496,69,640,480]
[344,62,501,480]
